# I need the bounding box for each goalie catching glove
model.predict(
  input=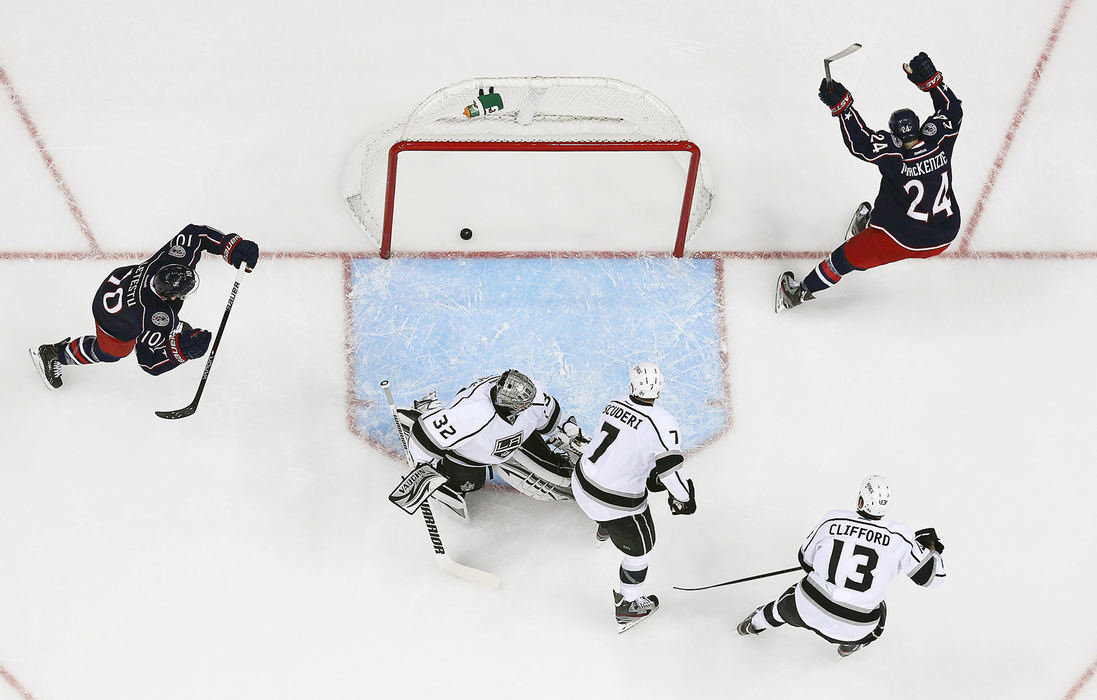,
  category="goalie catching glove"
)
[547,416,590,466]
